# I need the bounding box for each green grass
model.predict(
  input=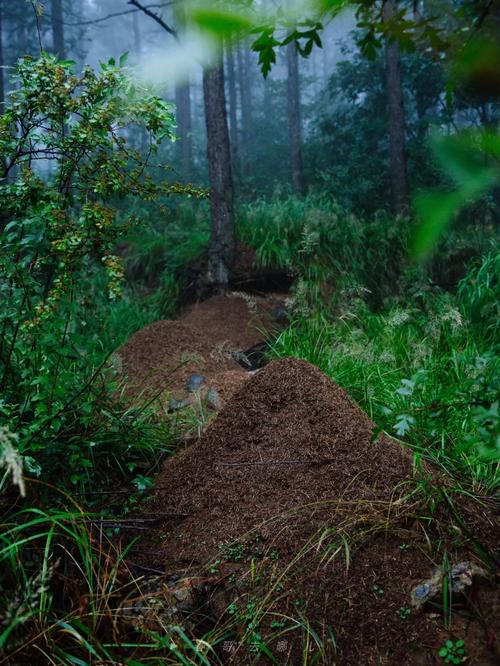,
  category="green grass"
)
[269,254,500,491]
[121,199,210,287]
[0,504,224,665]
